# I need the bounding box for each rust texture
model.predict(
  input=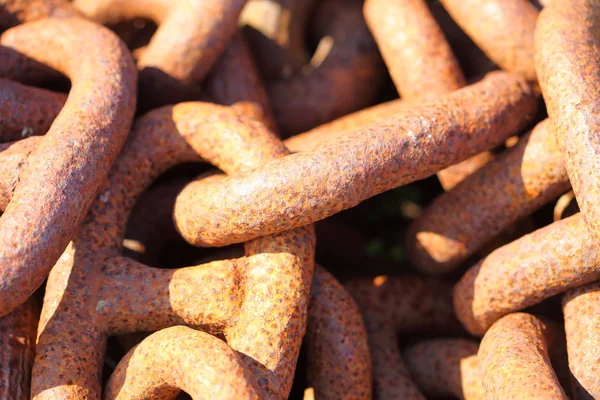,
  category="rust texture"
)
[75,0,247,109]
[31,103,317,399]
[284,98,410,153]
[268,0,386,136]
[105,265,371,400]
[554,191,579,222]
[0,137,38,210]
[346,275,459,399]
[454,213,600,336]
[563,281,600,400]
[535,0,600,247]
[0,78,65,142]
[0,0,81,29]
[440,0,538,81]
[403,338,484,400]
[0,18,137,318]
[113,177,371,399]
[407,119,570,275]
[359,0,488,190]
[306,265,371,399]
[105,326,262,399]
[109,173,371,399]
[437,151,493,191]
[240,0,315,80]
[364,0,466,100]
[287,102,489,186]
[174,72,538,247]
[204,31,280,135]
[0,297,39,400]
[478,313,568,399]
